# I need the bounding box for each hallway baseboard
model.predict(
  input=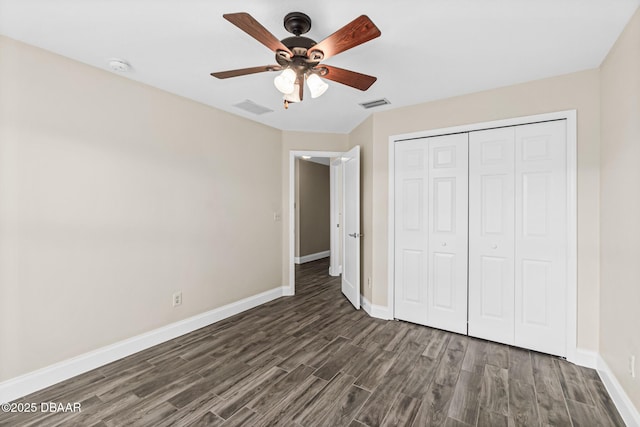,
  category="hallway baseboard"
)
[295,250,330,264]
